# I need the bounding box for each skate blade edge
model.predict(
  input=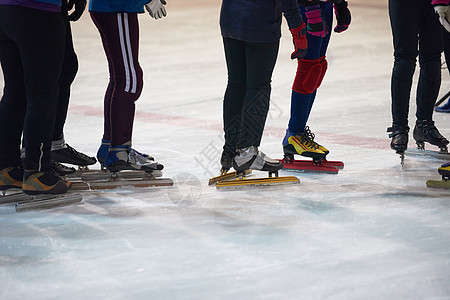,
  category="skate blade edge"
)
[426,179,450,189]
[215,176,299,189]
[15,193,83,212]
[87,178,174,190]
